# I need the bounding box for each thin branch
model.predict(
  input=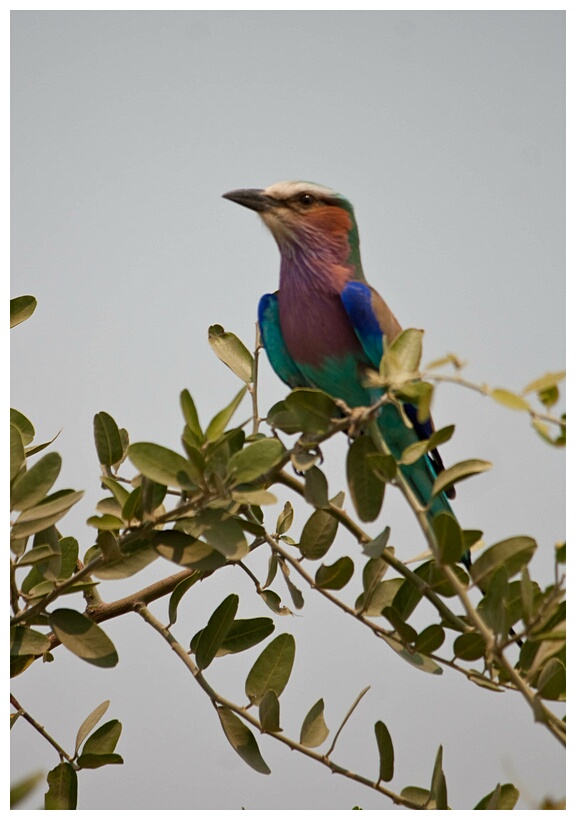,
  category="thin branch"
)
[135,604,429,810]
[248,322,262,436]
[424,371,566,428]
[10,694,77,768]
[325,685,371,758]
